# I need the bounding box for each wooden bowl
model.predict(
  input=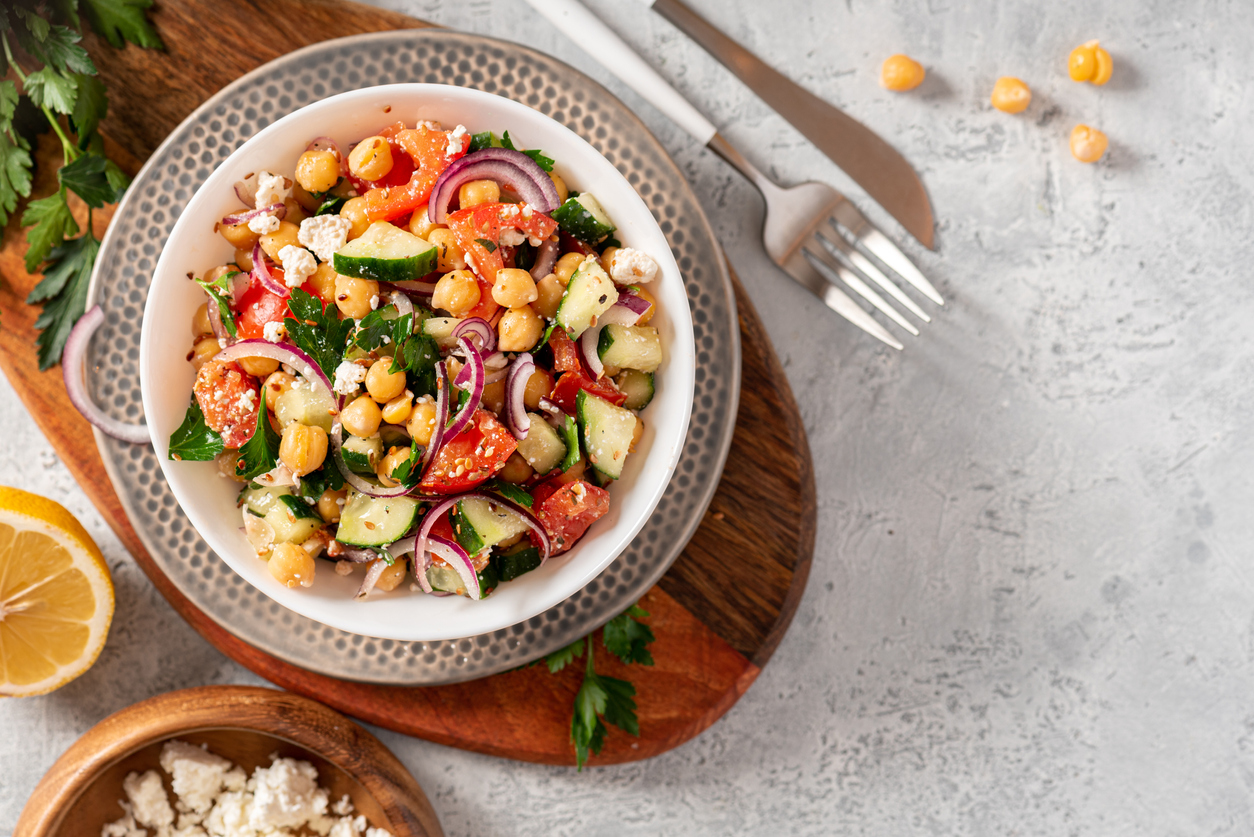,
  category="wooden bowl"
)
[15,686,443,837]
